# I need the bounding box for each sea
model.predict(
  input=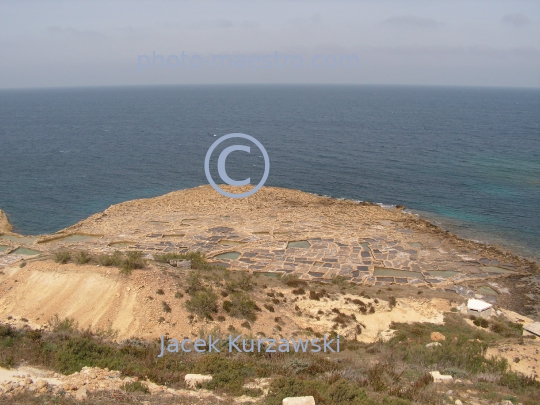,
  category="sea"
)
[0,85,539,261]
